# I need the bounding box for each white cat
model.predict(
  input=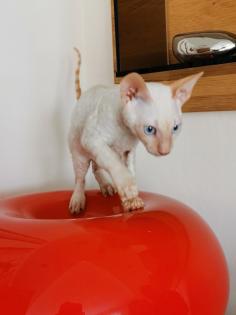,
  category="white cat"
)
[68,49,203,213]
